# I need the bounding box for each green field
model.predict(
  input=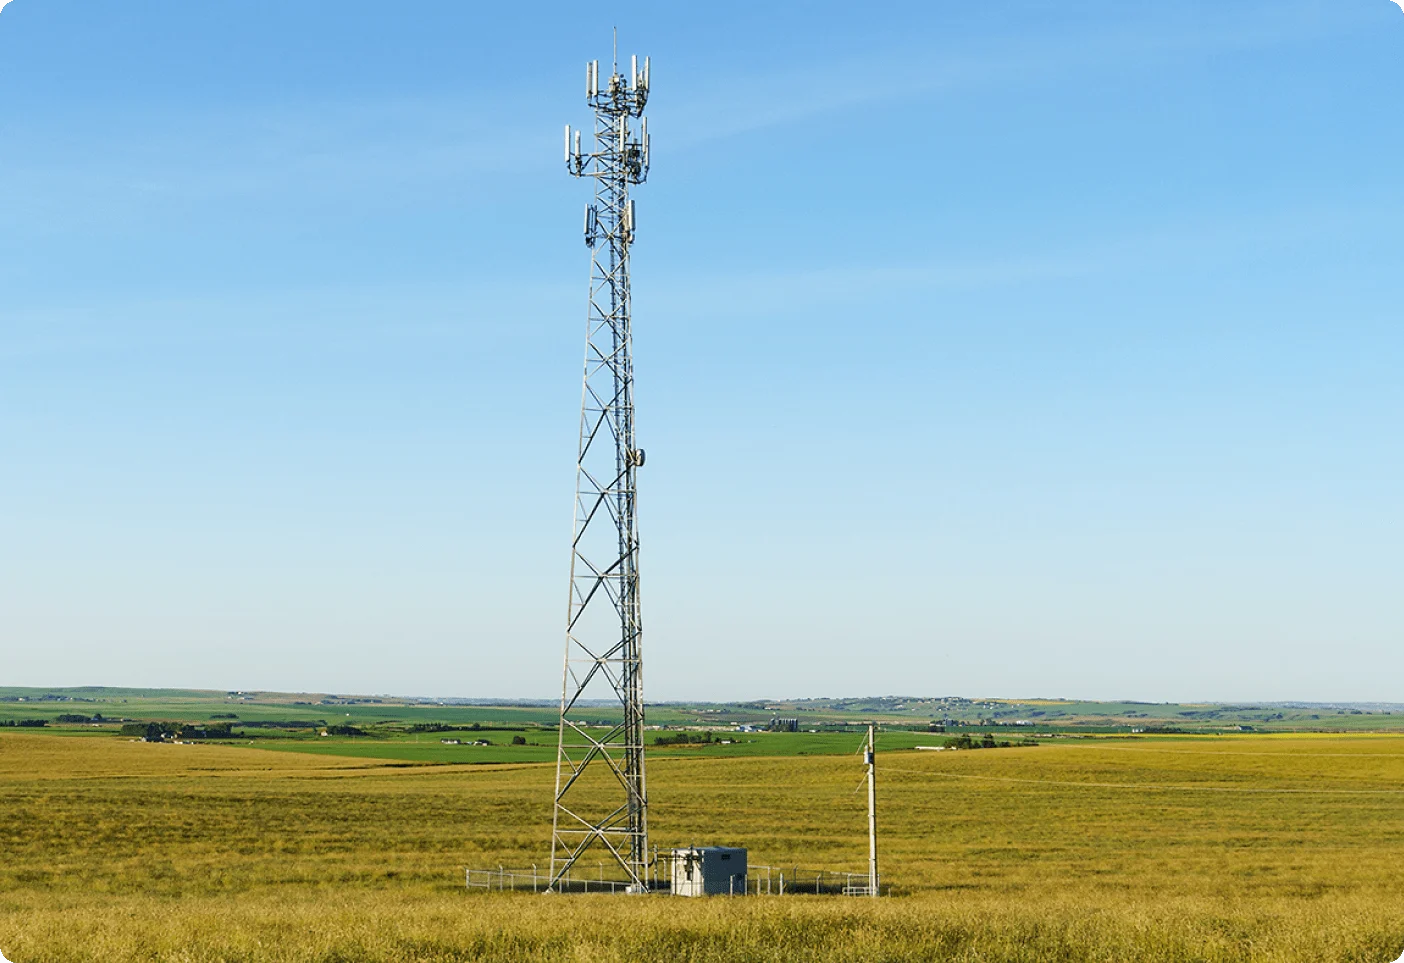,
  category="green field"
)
[3,723,1404,961]
[5,686,1402,736]
[247,727,959,764]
